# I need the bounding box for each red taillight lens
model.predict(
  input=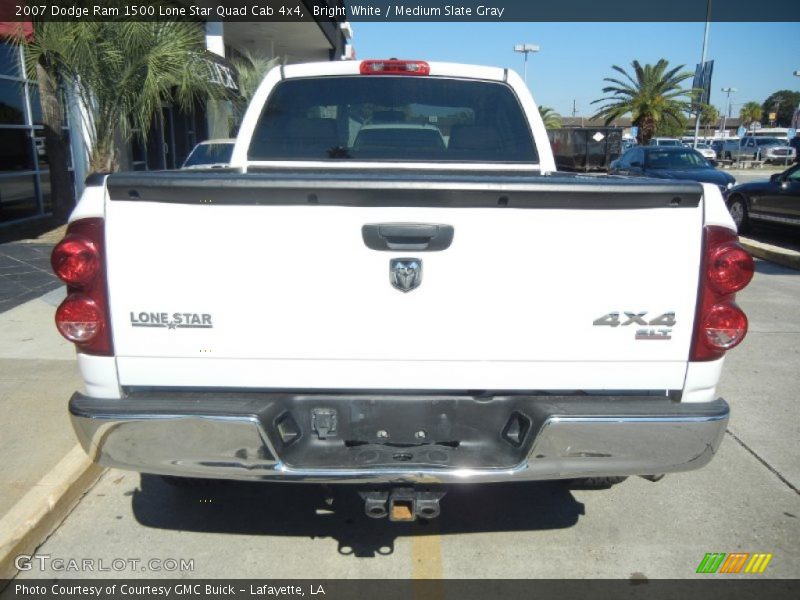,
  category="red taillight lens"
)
[702,302,748,351]
[55,294,103,342]
[51,218,112,356]
[707,243,754,294]
[691,226,753,361]
[51,235,100,288]
[360,59,430,76]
